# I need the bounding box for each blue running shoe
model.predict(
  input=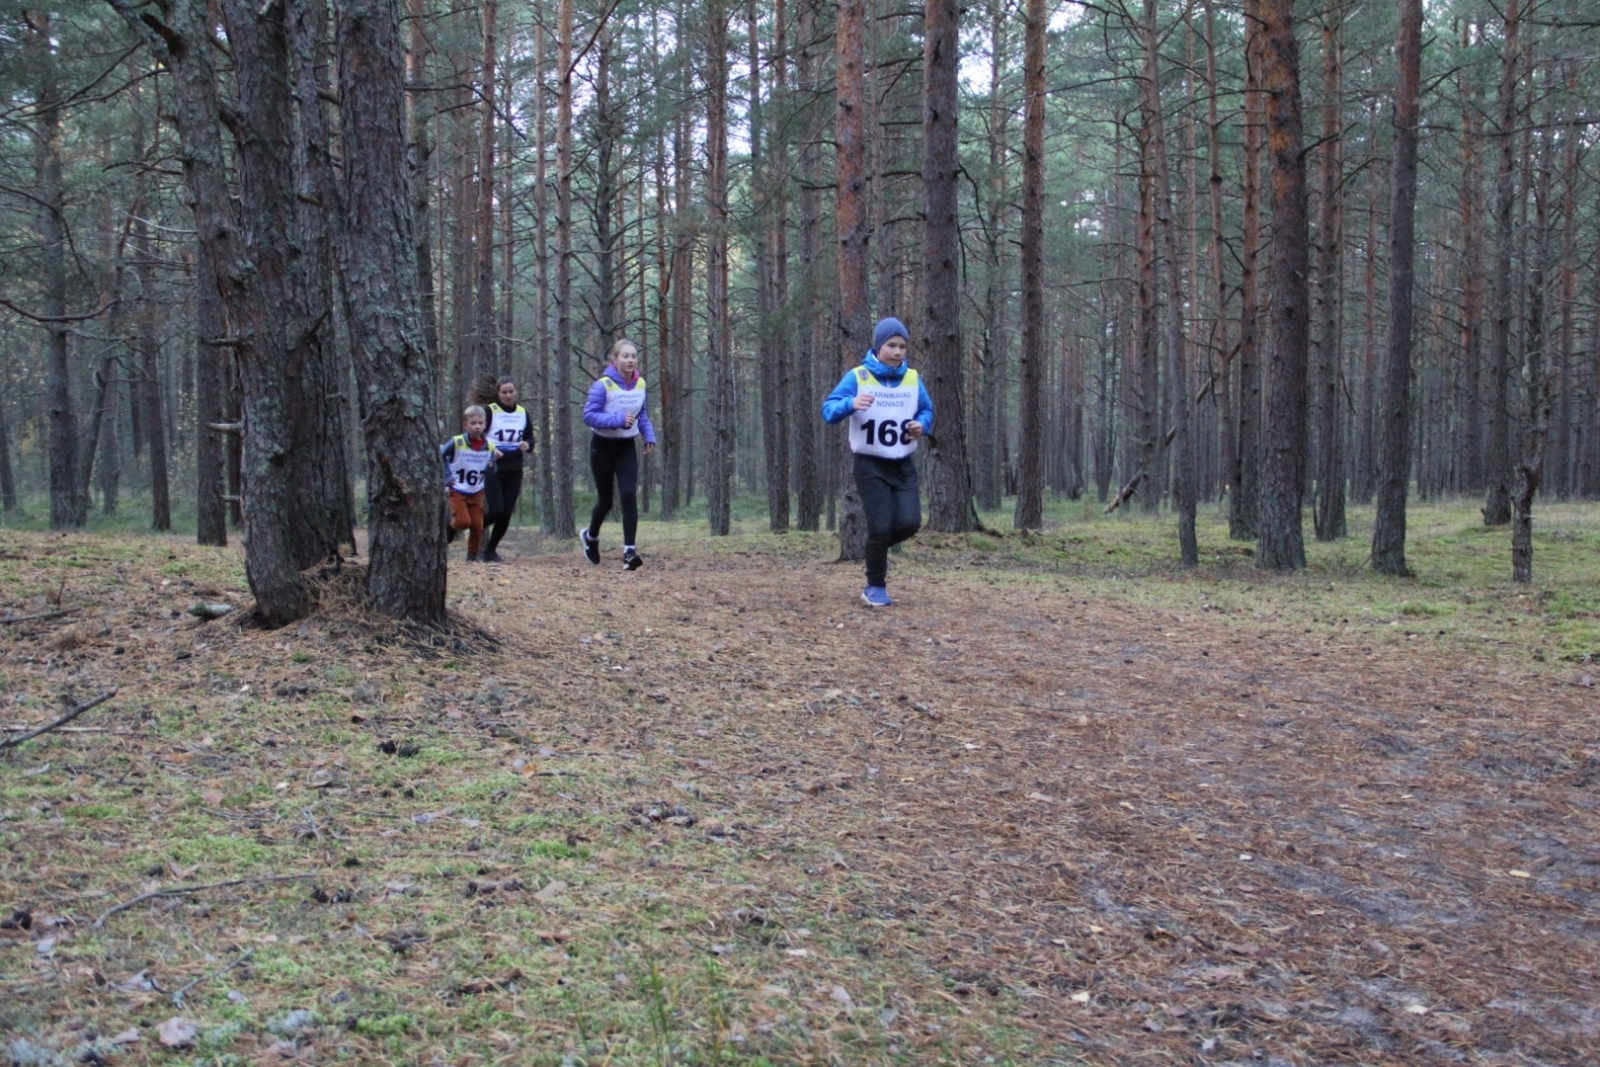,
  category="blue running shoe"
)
[861,585,893,607]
